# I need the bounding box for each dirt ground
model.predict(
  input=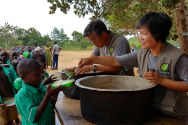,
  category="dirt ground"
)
[46,51,139,76]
